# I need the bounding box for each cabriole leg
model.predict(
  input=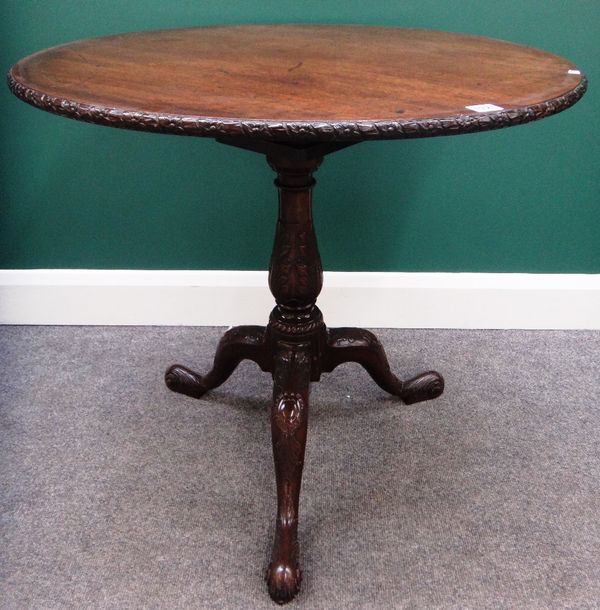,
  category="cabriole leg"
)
[266,342,311,604]
[165,325,268,398]
[324,327,444,404]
